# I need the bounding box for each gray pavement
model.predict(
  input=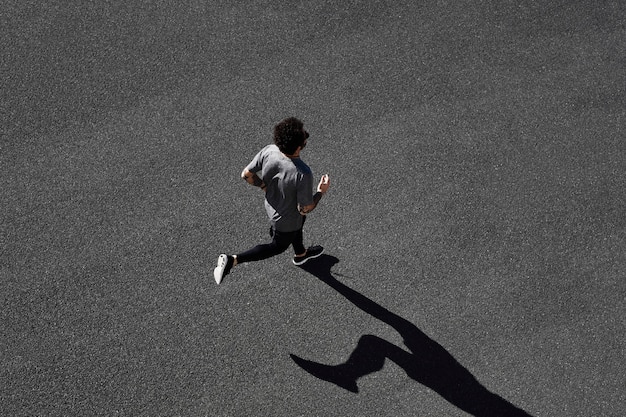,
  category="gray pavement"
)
[2,1,625,416]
